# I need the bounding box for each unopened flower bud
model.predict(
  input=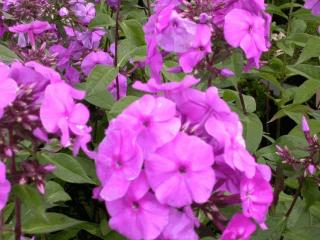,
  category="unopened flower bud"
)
[301,116,310,133]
